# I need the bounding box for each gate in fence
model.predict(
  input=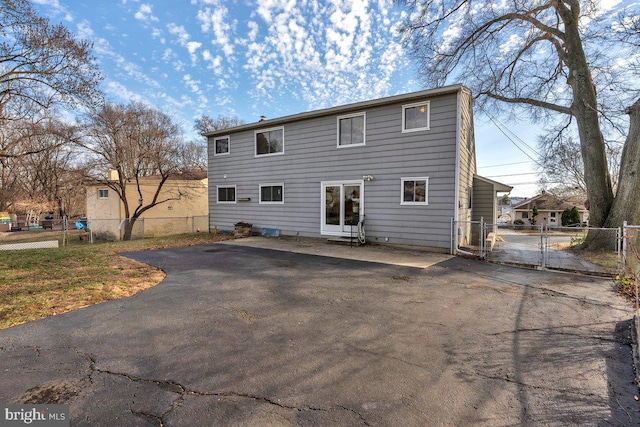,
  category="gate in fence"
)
[622,222,640,280]
[450,218,489,259]
[451,219,623,276]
